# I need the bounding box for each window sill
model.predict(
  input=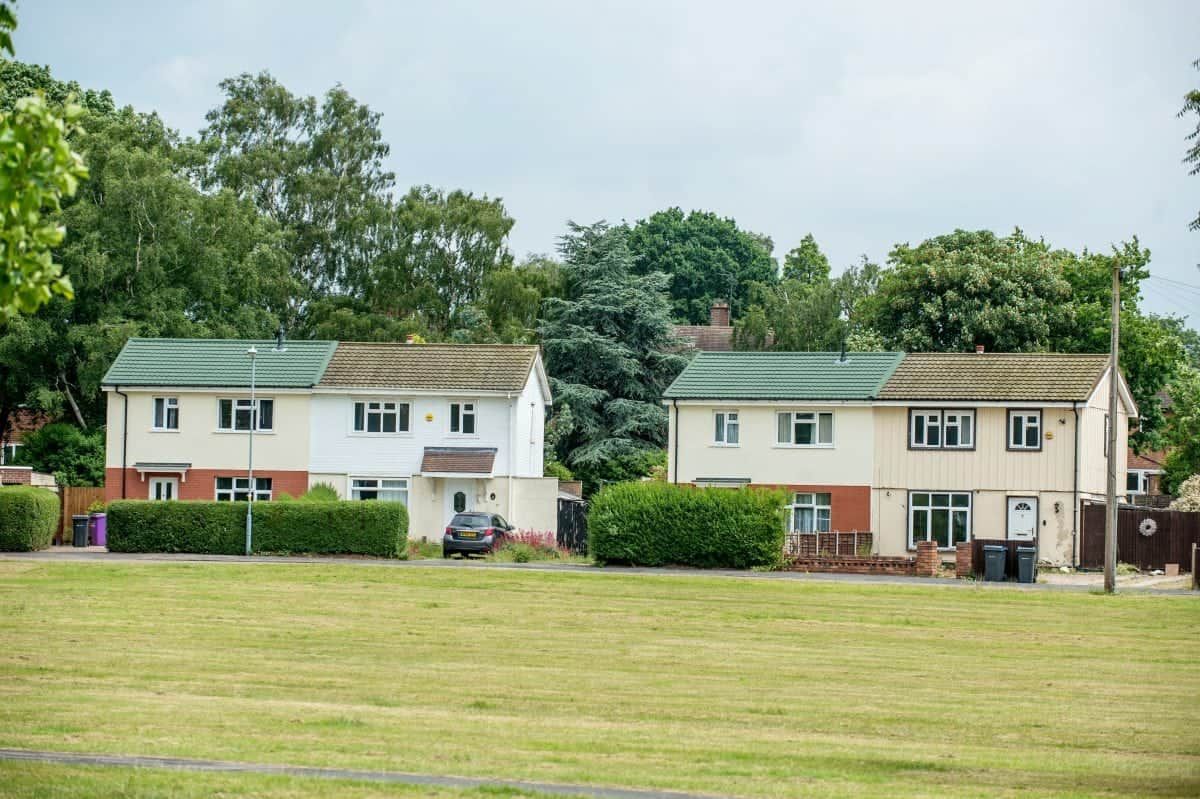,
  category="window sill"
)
[1007,447,1043,452]
[709,443,740,448]
[148,428,180,434]
[349,431,414,438]
[213,430,276,435]
[772,444,834,450]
